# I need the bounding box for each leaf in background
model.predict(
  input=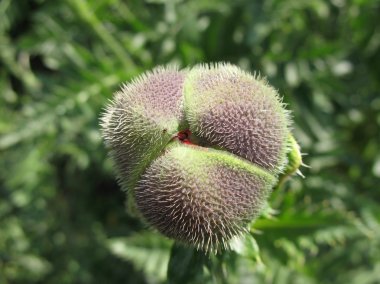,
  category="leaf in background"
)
[108,233,173,283]
[1,0,379,282]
